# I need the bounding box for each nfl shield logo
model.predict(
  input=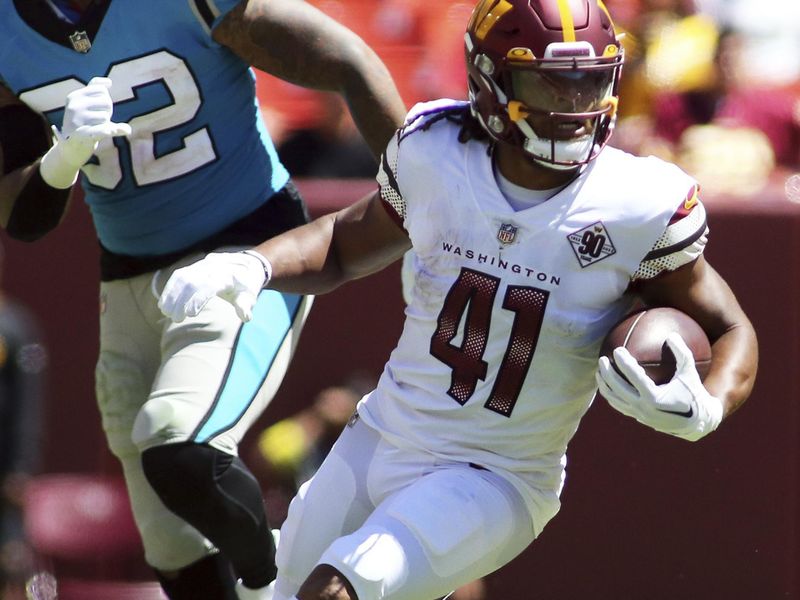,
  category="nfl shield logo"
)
[497,223,517,245]
[69,31,92,53]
